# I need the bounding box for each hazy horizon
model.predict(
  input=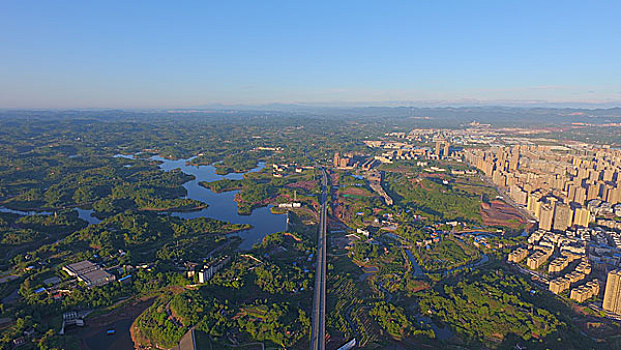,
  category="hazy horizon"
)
[2,100,621,112]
